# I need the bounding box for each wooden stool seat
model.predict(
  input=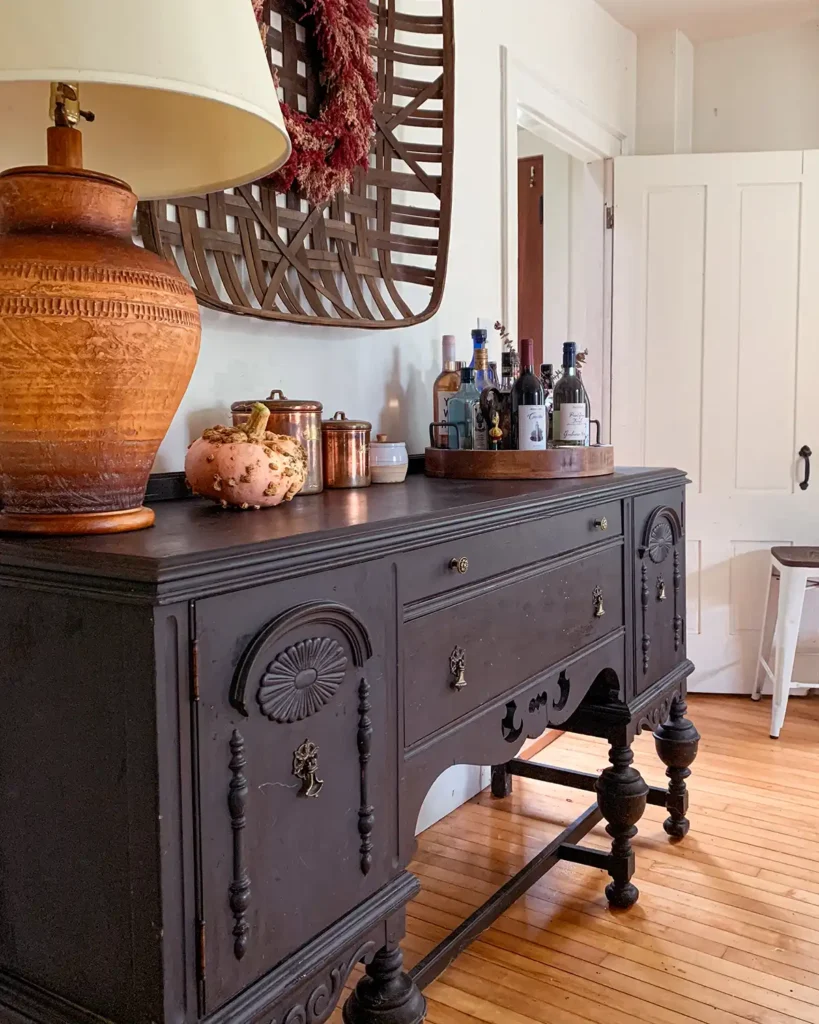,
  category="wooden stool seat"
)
[752,550,819,737]
[771,547,819,567]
